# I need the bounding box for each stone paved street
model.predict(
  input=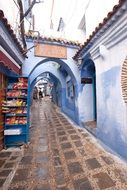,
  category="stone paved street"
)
[0,148,23,190]
[8,98,127,190]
